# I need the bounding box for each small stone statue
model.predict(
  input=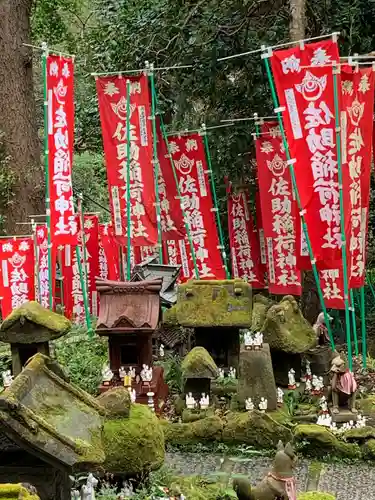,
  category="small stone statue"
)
[228,367,236,379]
[259,397,268,413]
[81,473,98,500]
[245,397,254,411]
[119,366,126,379]
[217,368,225,379]
[185,392,196,410]
[254,332,263,349]
[356,414,366,428]
[2,370,13,388]
[312,374,323,395]
[277,387,284,406]
[319,395,328,414]
[140,364,153,383]
[244,330,253,350]
[102,365,113,385]
[128,387,136,403]
[122,482,134,498]
[199,393,209,410]
[329,354,357,414]
[317,413,332,428]
[306,360,312,379]
[159,344,165,358]
[313,312,333,346]
[147,392,155,412]
[305,378,312,392]
[288,368,296,389]
[128,366,136,379]
[330,421,338,433]
[233,441,297,500]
